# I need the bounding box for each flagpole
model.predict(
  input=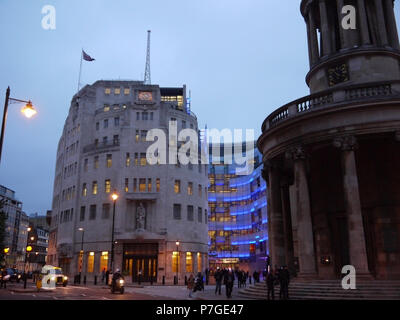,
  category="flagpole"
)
[77,49,83,93]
